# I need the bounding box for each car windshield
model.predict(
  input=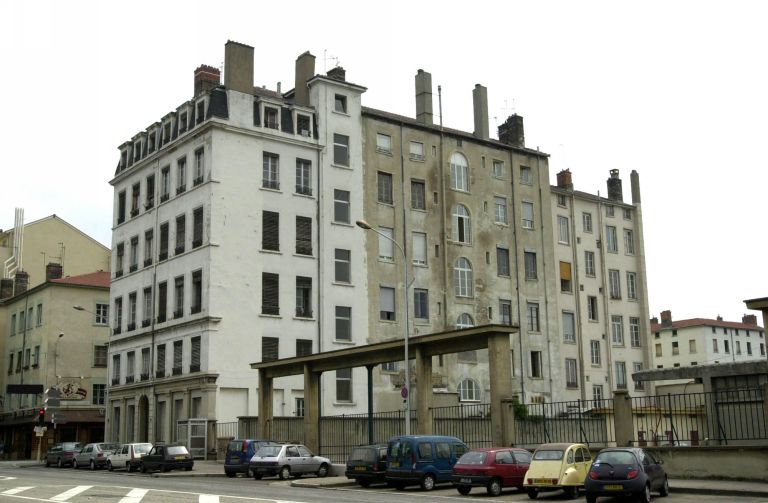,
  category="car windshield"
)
[134,444,152,454]
[596,451,637,465]
[228,441,243,452]
[533,449,564,461]
[254,446,281,457]
[457,451,487,465]
[349,447,376,462]
[167,446,189,455]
